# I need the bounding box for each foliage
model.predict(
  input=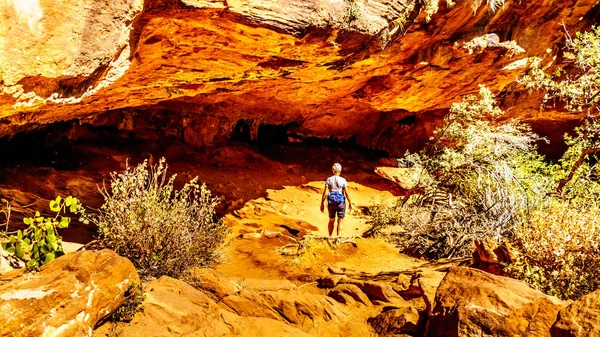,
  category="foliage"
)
[86,158,228,279]
[421,0,506,22]
[506,202,600,300]
[521,26,600,115]
[110,283,145,322]
[506,26,600,299]
[1,196,84,270]
[367,85,551,259]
